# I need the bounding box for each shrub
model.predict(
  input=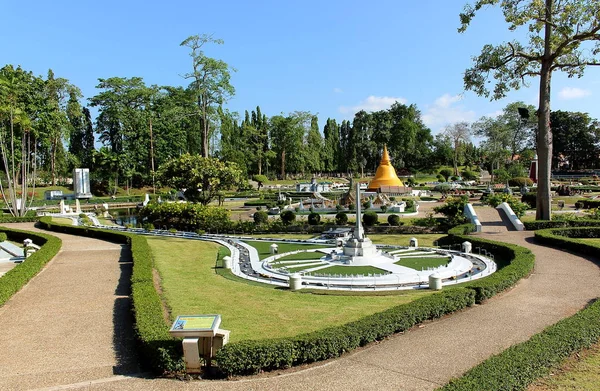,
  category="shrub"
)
[524,219,600,230]
[434,196,468,226]
[362,211,378,226]
[387,214,401,226]
[0,232,6,242]
[402,198,415,209]
[484,193,529,218]
[335,212,348,225]
[280,210,296,225]
[461,170,478,181]
[380,205,388,213]
[521,192,536,209]
[307,212,321,225]
[575,201,584,210]
[439,168,453,182]
[253,211,269,225]
[508,177,534,187]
